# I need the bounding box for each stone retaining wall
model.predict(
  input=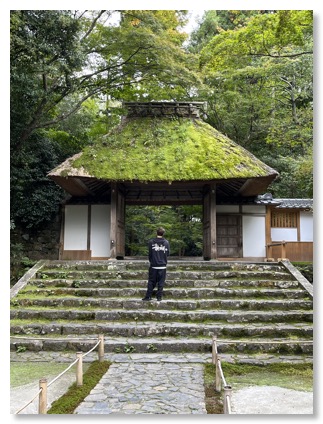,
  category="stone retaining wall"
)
[11,213,61,261]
